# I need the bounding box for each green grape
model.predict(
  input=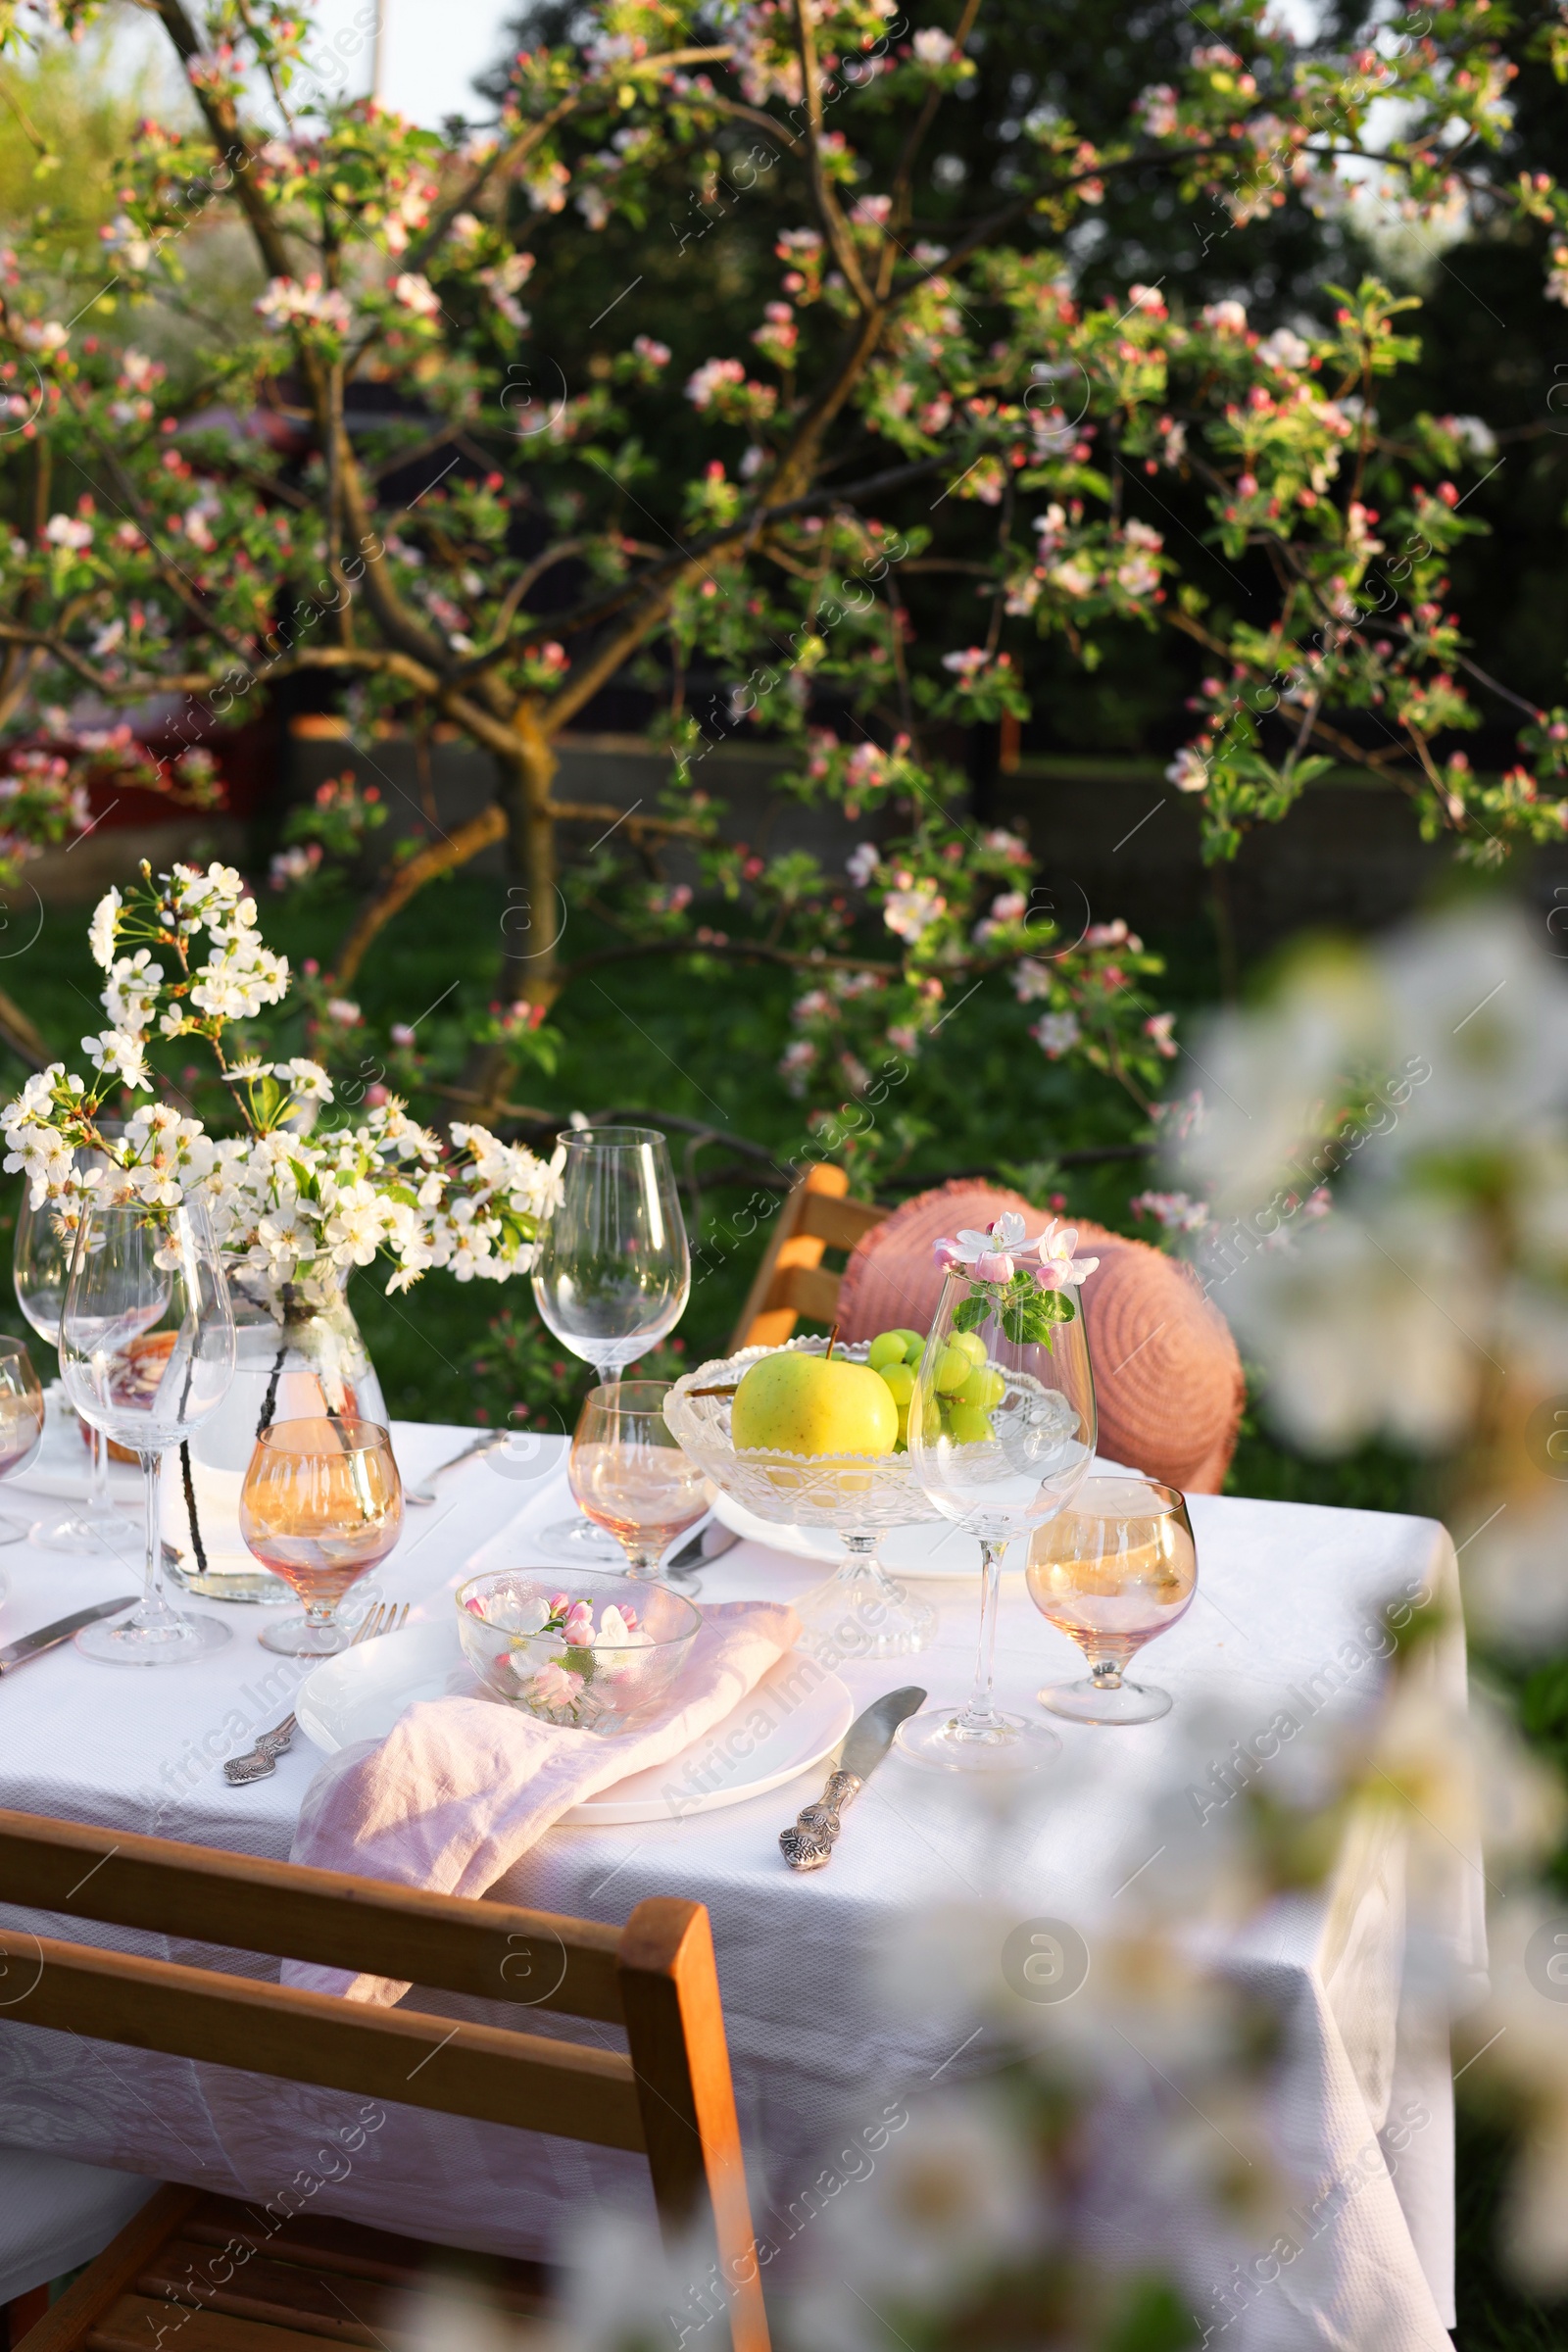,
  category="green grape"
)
[877,1361,915,1406]
[867,1331,907,1371]
[950,1330,989,1369]
[932,1345,972,1394]
[947,1402,994,1445]
[955,1365,1005,1410]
